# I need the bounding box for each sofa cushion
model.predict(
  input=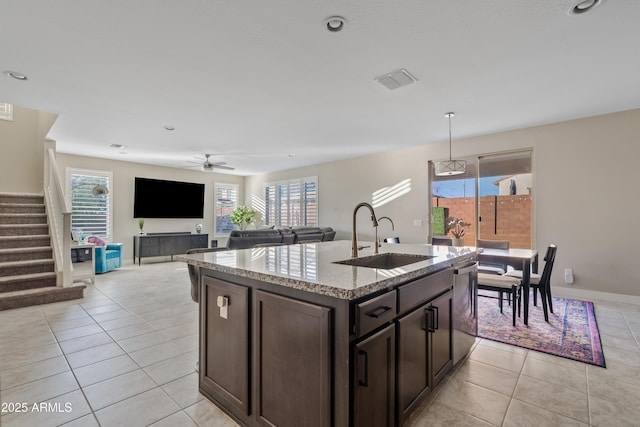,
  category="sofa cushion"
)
[227,229,283,249]
[292,227,324,243]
